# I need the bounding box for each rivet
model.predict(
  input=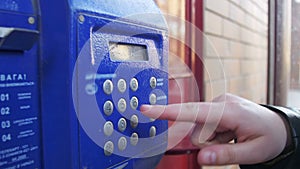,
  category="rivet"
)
[28,17,35,24]
[78,15,85,23]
